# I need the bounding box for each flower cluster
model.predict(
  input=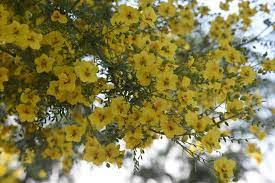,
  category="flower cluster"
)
[0,0,274,182]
